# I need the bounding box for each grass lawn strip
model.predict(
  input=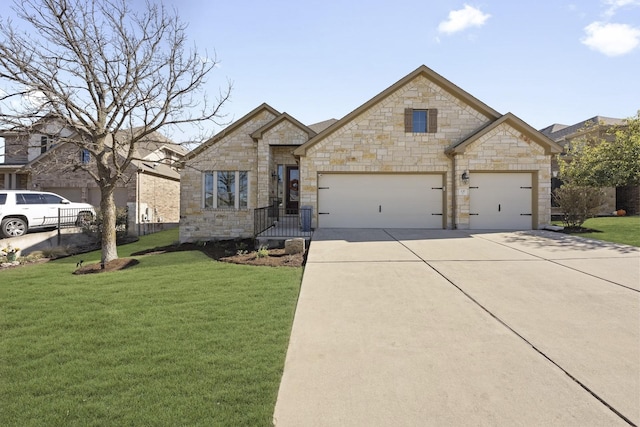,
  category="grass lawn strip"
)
[577,216,640,247]
[1,229,302,426]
